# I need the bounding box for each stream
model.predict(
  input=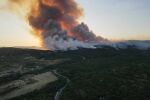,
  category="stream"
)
[54,70,70,100]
